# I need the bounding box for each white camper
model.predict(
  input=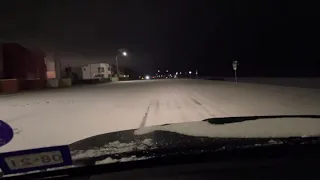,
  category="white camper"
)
[82,63,112,80]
